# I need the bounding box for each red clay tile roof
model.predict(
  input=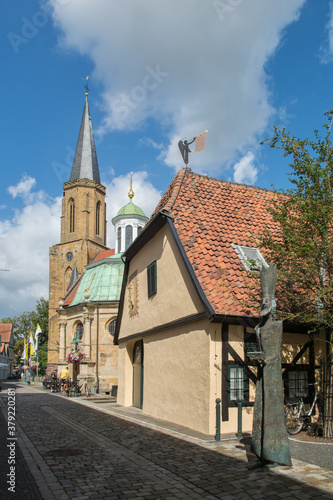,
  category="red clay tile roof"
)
[0,323,13,342]
[93,249,115,263]
[64,281,81,306]
[154,169,279,317]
